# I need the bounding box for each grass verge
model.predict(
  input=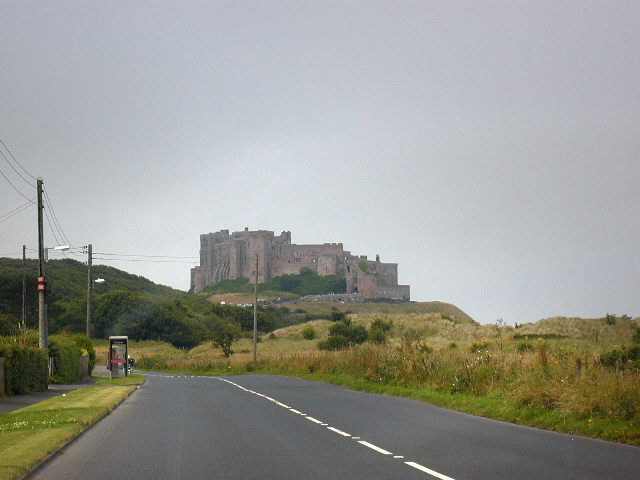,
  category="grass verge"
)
[93,373,147,385]
[0,385,138,480]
